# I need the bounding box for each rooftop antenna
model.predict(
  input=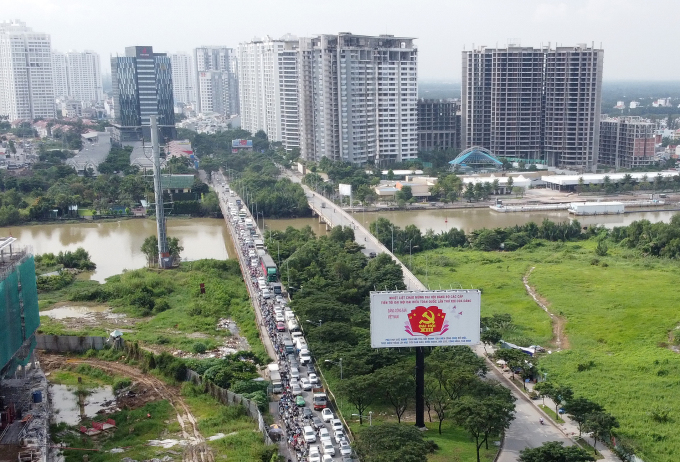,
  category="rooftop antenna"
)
[150,115,171,268]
